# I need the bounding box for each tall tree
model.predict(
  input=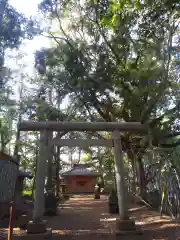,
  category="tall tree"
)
[37,0,180,197]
